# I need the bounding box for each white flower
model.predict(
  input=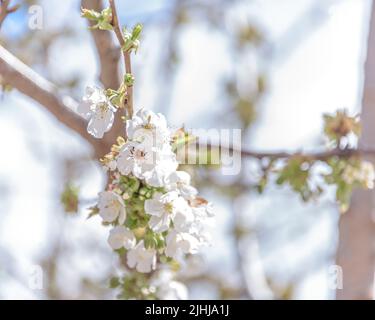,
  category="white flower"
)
[143,146,178,187]
[117,142,178,187]
[145,192,193,233]
[98,191,126,223]
[127,240,157,273]
[78,86,116,138]
[102,159,117,173]
[166,171,198,200]
[108,226,136,250]
[165,230,200,259]
[117,142,155,179]
[126,108,170,147]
